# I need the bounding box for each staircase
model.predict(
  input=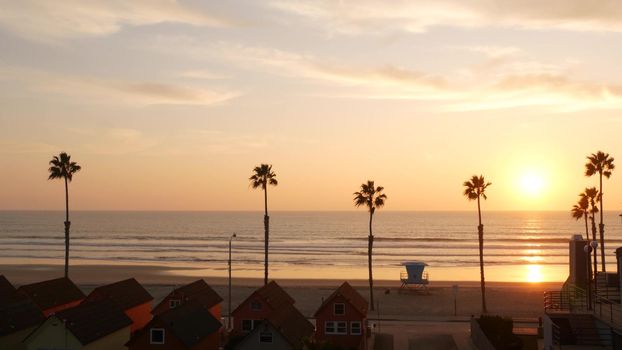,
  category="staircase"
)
[595,272,620,303]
